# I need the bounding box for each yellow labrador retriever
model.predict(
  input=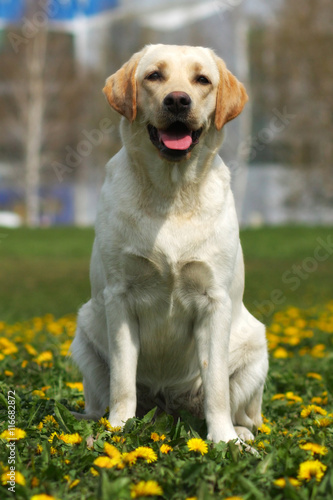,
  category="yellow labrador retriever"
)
[71,44,268,444]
